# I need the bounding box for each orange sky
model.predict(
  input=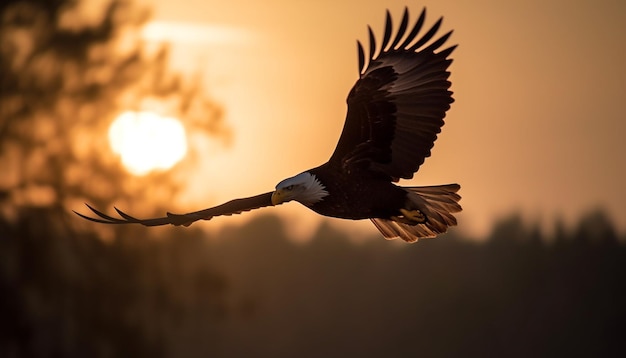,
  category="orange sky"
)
[139,0,626,239]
